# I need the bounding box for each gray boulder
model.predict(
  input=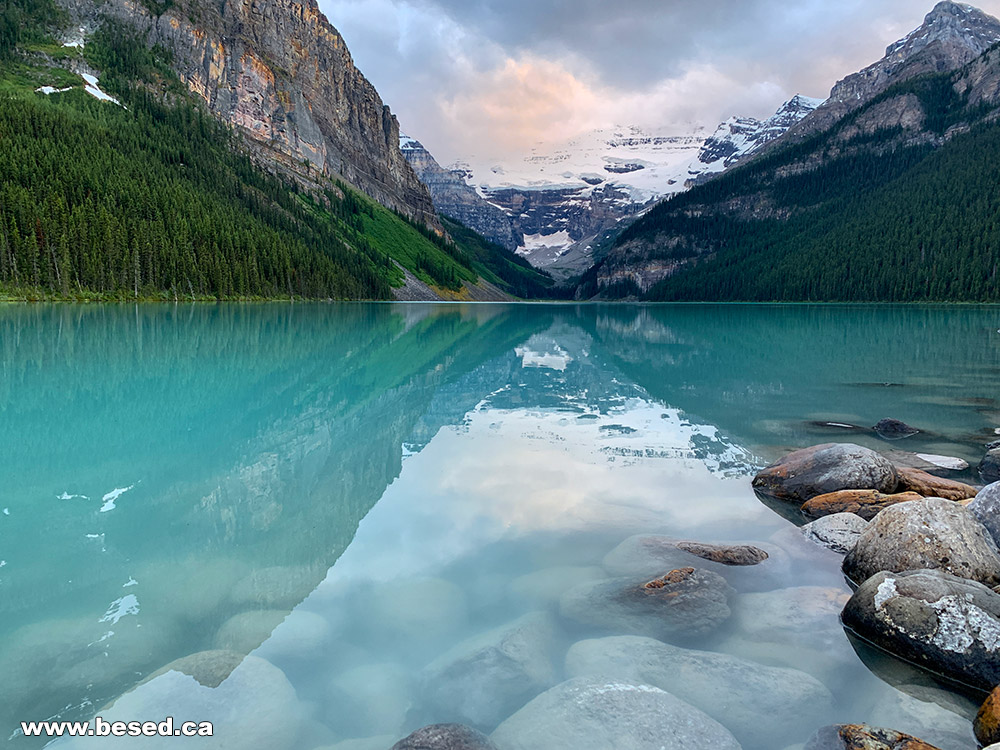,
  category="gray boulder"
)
[490,677,742,750]
[390,724,498,750]
[801,513,870,554]
[418,612,557,730]
[559,569,733,641]
[752,443,898,503]
[970,482,1000,547]
[565,635,832,748]
[982,449,1000,484]
[841,569,1000,692]
[842,497,1000,586]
